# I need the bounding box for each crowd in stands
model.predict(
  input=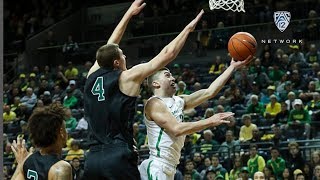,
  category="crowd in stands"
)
[4,0,79,53]
[3,0,320,180]
[3,39,320,179]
